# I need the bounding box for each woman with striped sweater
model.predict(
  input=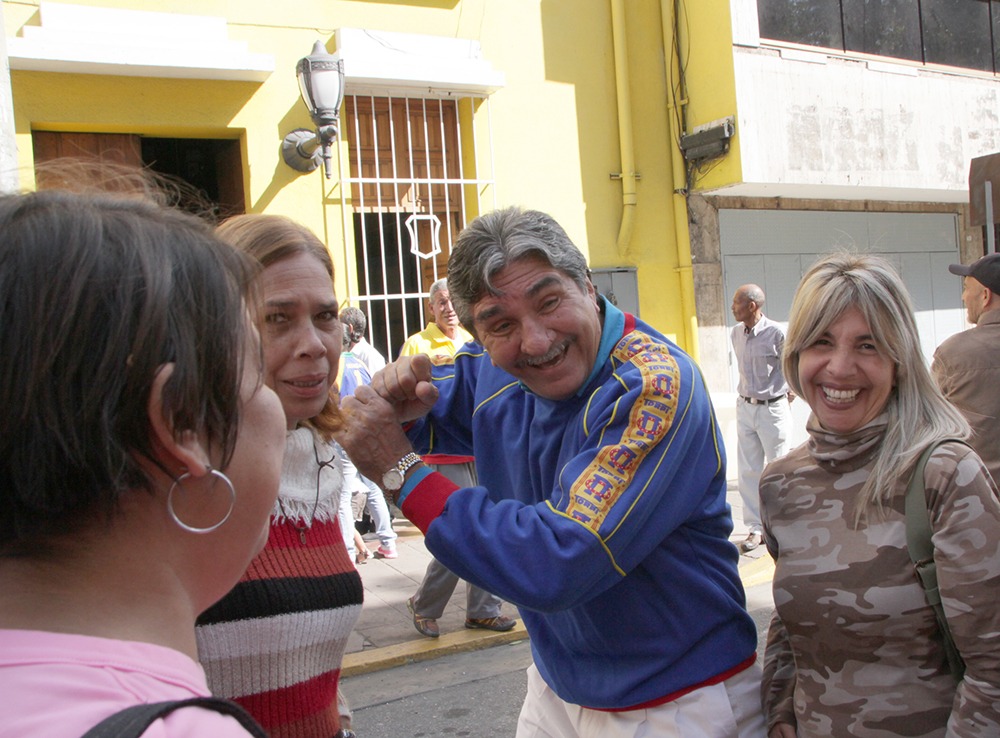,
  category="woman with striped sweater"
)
[197,214,364,738]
